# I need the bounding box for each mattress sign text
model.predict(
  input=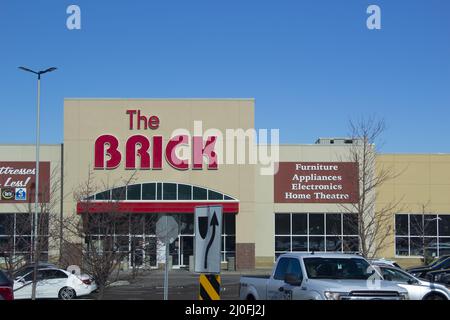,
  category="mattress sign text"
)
[274,162,359,203]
